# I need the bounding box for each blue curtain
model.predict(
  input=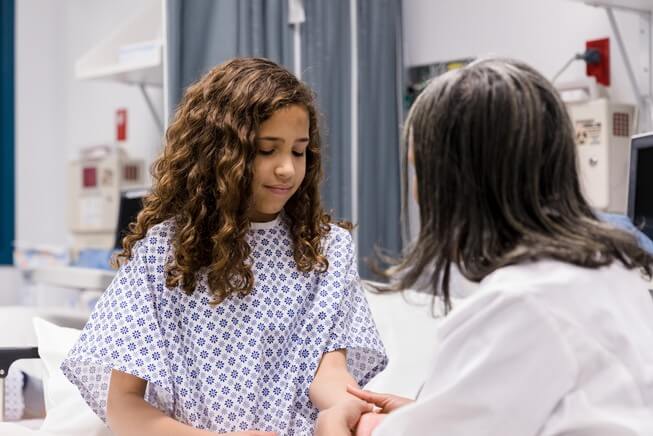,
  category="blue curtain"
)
[166,0,293,116]
[300,0,403,277]
[356,0,403,277]
[0,0,15,265]
[300,0,352,221]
